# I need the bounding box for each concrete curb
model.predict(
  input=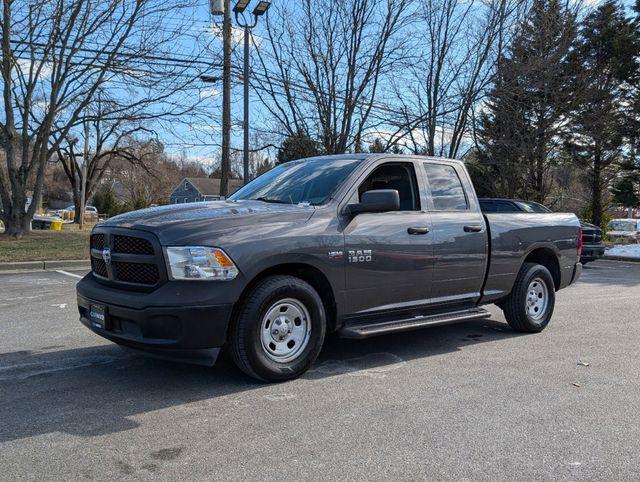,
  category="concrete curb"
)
[0,261,45,271]
[43,260,91,270]
[0,259,90,272]
[603,255,640,263]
